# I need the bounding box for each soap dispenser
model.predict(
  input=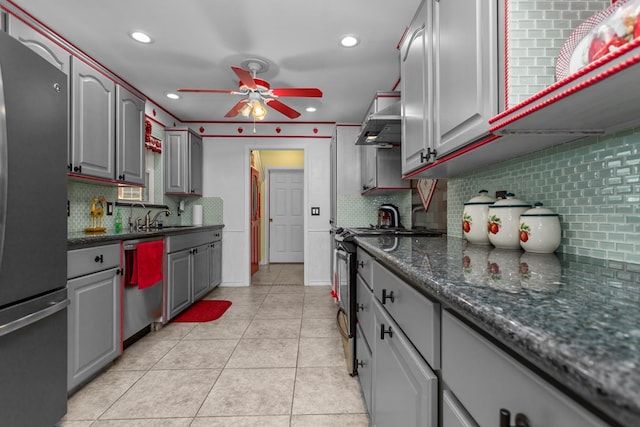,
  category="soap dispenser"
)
[114,209,122,233]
